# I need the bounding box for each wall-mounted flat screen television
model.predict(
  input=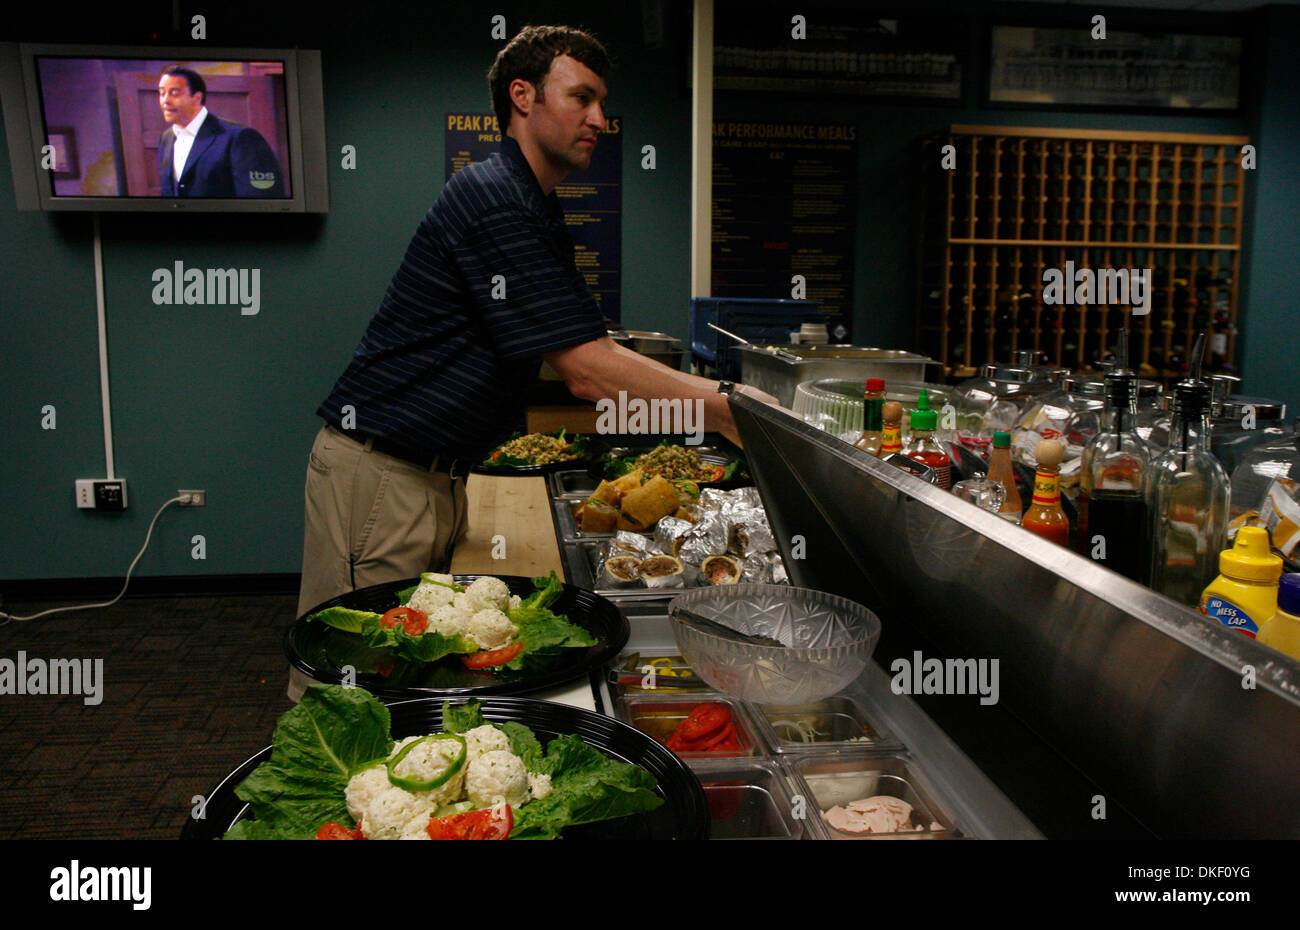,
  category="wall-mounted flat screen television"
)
[1,43,328,212]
